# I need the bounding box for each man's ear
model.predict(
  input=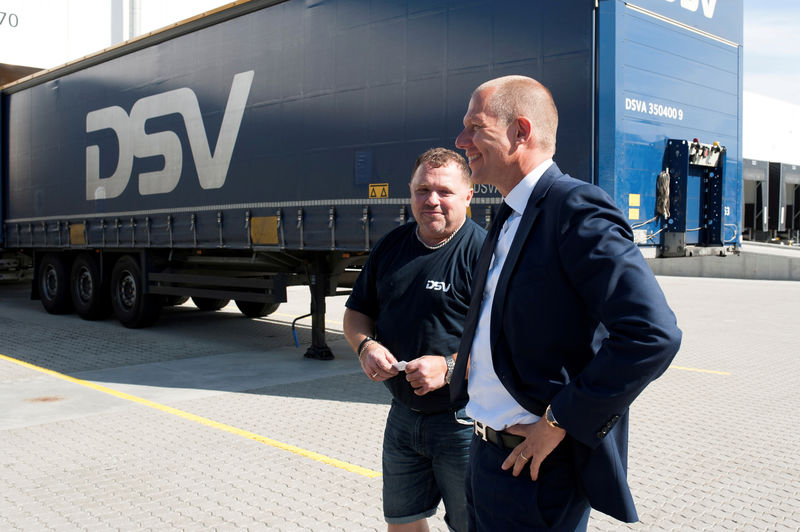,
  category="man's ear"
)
[514,116,533,144]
